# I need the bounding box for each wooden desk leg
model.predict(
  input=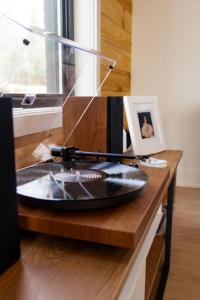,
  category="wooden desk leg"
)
[155,173,176,300]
